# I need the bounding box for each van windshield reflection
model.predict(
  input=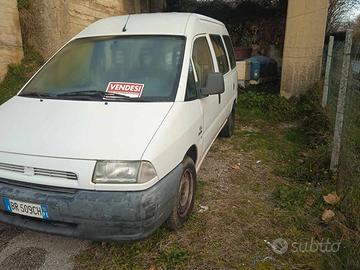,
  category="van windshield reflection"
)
[19,36,186,102]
